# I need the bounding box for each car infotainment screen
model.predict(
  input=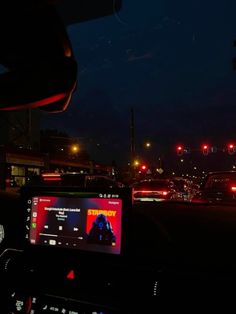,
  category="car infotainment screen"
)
[27,194,124,255]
